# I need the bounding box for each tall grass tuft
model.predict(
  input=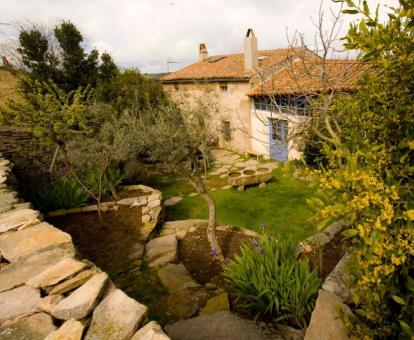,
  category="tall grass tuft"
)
[223,235,321,328]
